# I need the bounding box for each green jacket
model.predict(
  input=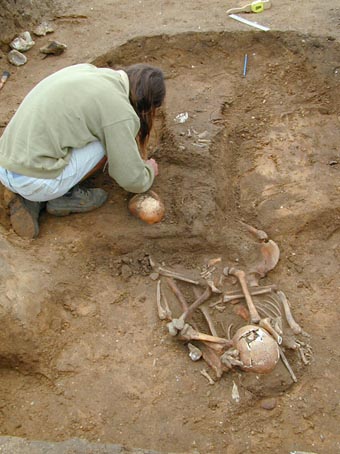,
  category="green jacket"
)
[0,64,154,193]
